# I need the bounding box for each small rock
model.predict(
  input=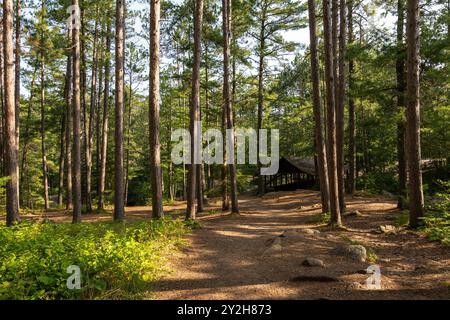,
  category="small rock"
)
[301,228,321,235]
[335,244,367,262]
[345,210,362,217]
[379,225,397,234]
[347,282,364,290]
[302,257,325,268]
